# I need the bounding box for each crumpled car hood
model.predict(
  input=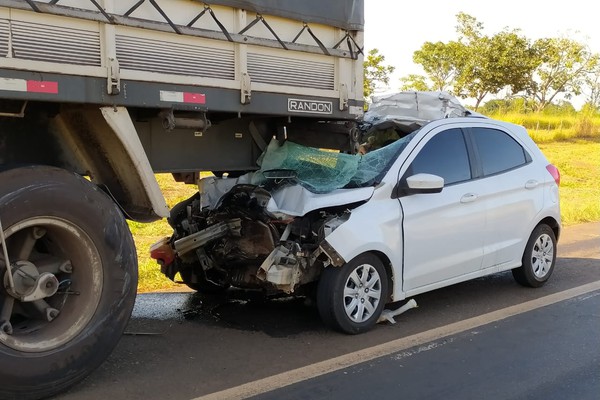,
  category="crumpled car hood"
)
[198,174,375,217]
[267,185,375,217]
